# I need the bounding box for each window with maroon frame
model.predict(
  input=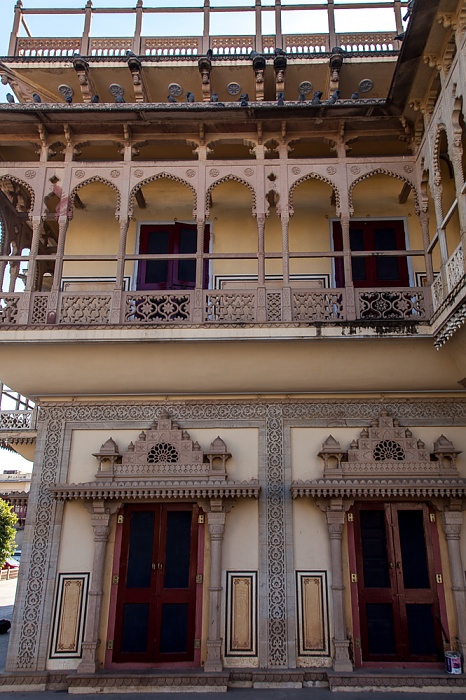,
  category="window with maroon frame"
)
[137,223,209,290]
[333,220,409,288]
